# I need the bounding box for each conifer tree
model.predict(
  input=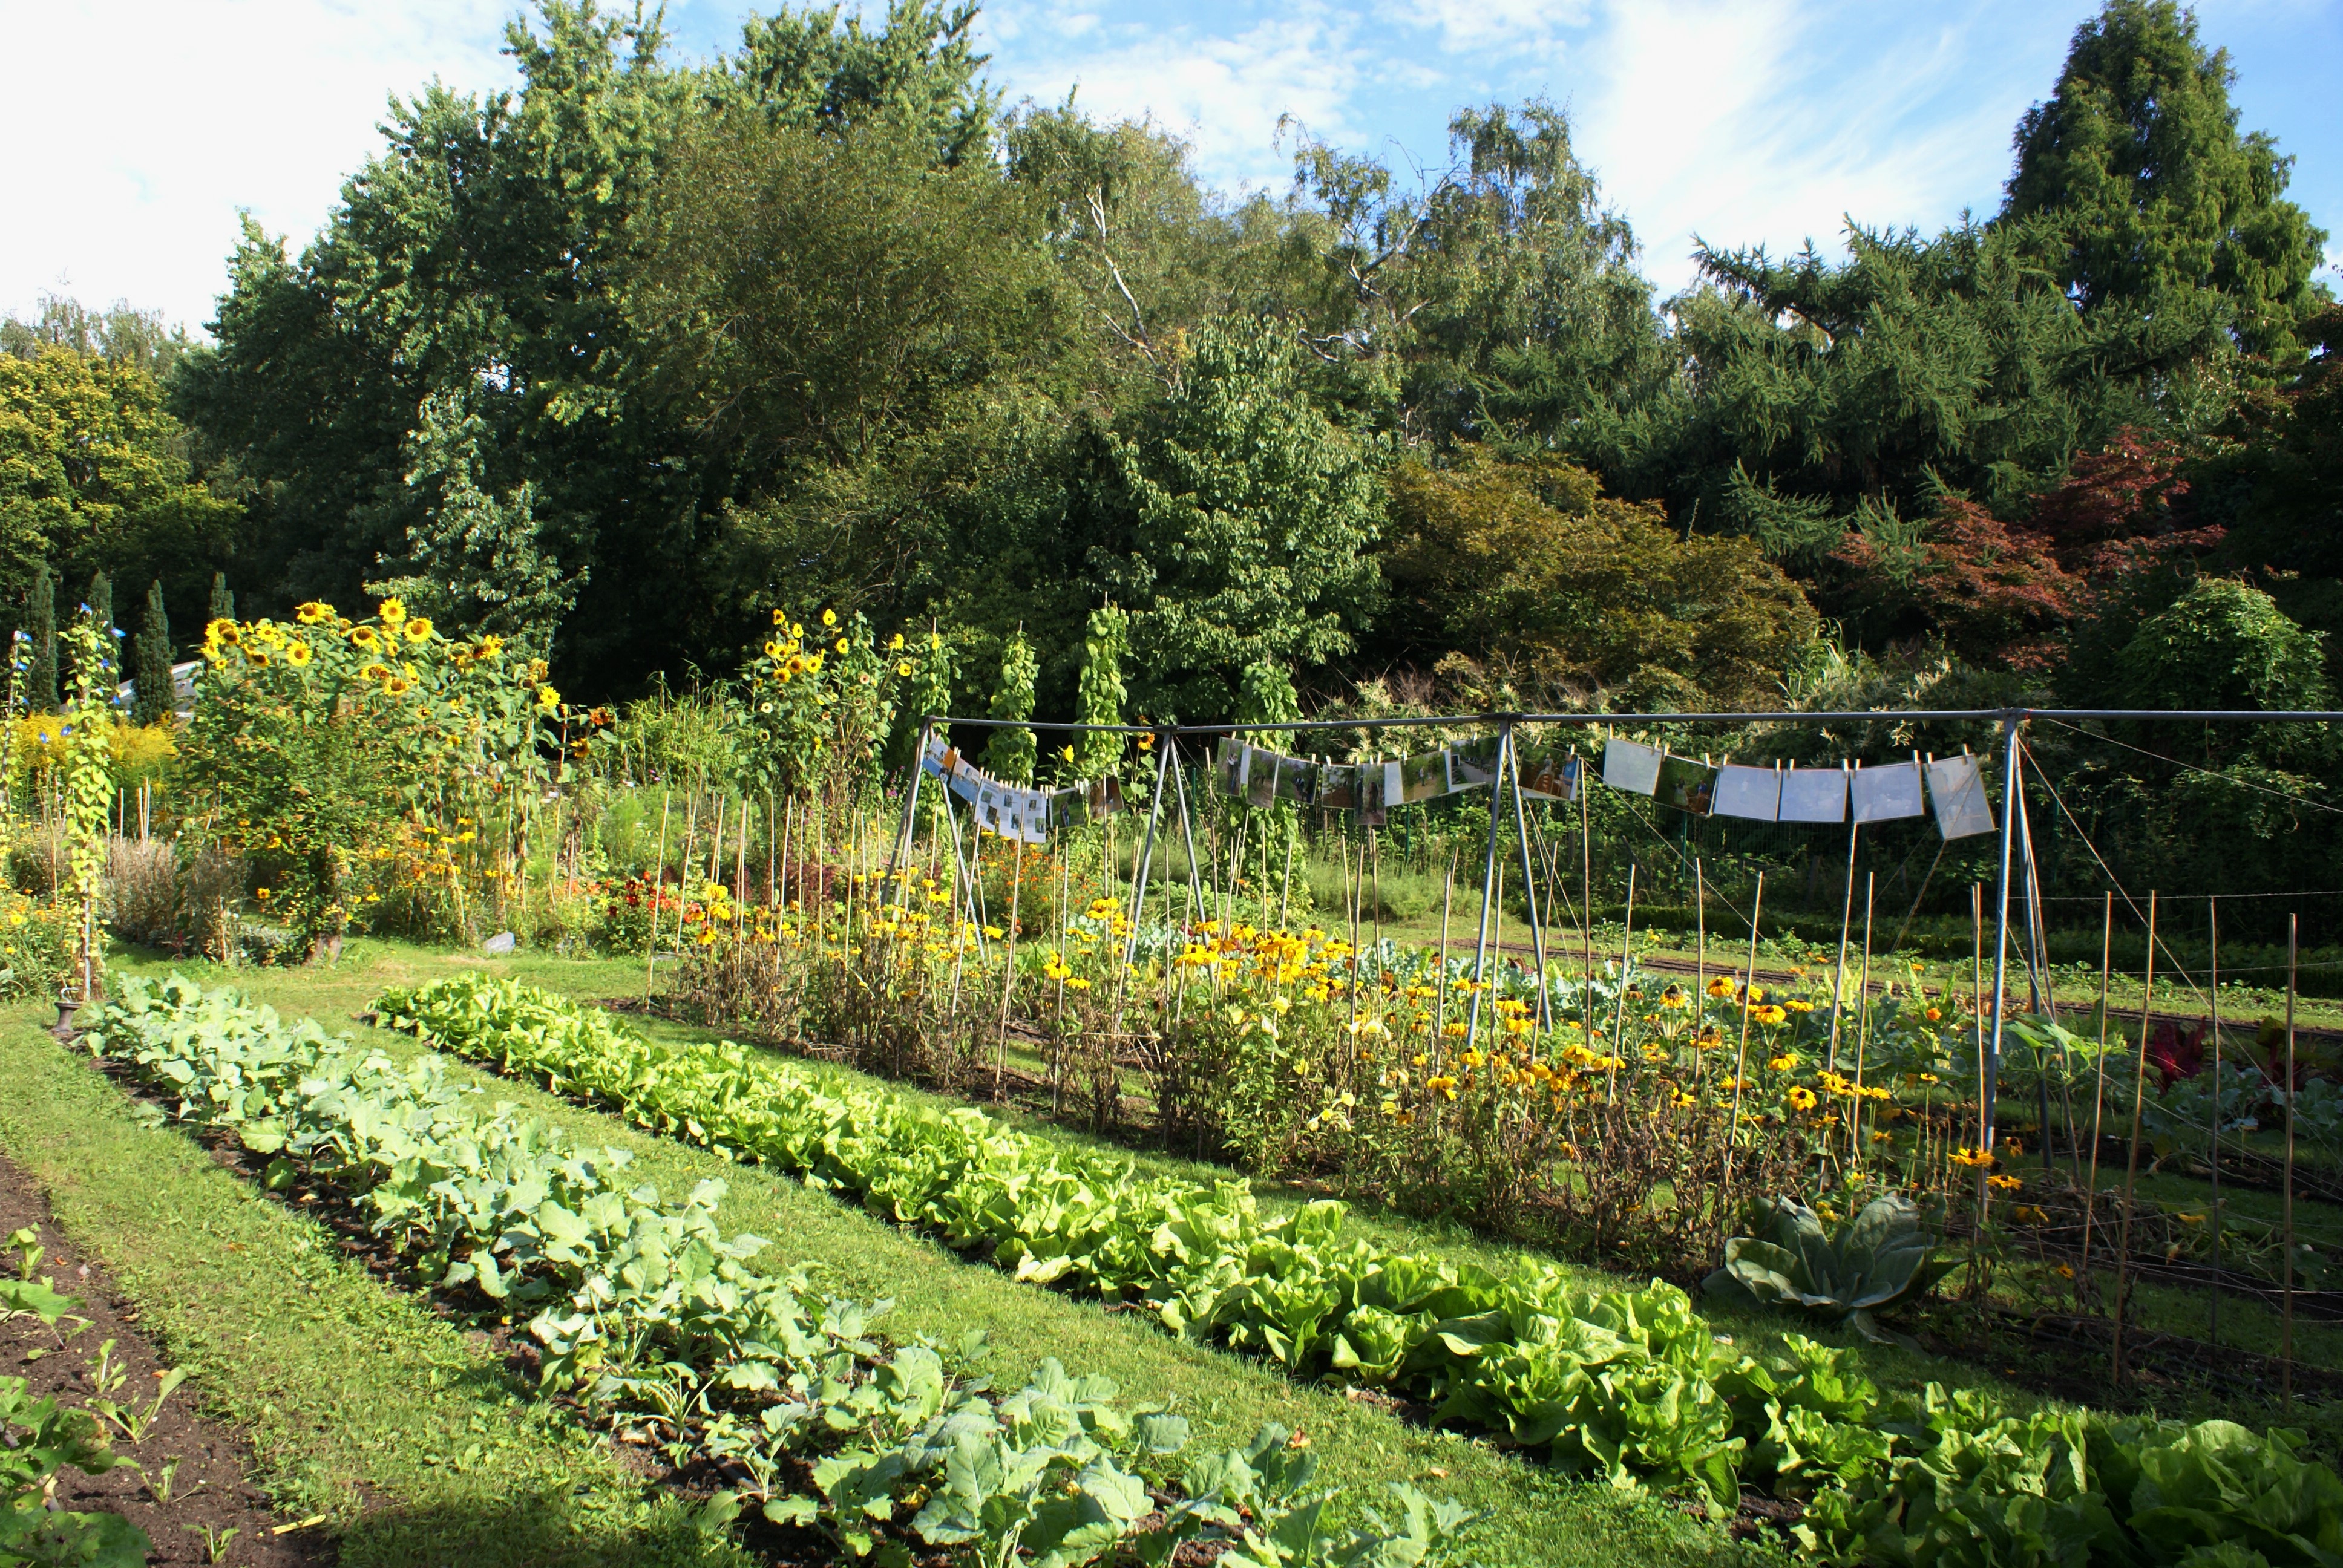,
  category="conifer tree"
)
[208,572,234,624]
[134,580,174,727]
[26,564,58,714]
[983,629,1038,783]
[2003,0,2327,359]
[87,571,113,640]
